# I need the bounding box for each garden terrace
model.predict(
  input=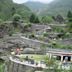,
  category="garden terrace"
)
[7,55,48,72]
